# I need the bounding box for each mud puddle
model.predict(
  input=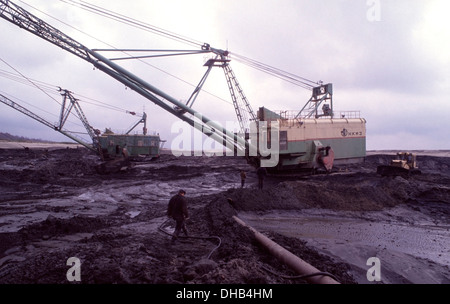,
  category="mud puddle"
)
[239,206,450,284]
